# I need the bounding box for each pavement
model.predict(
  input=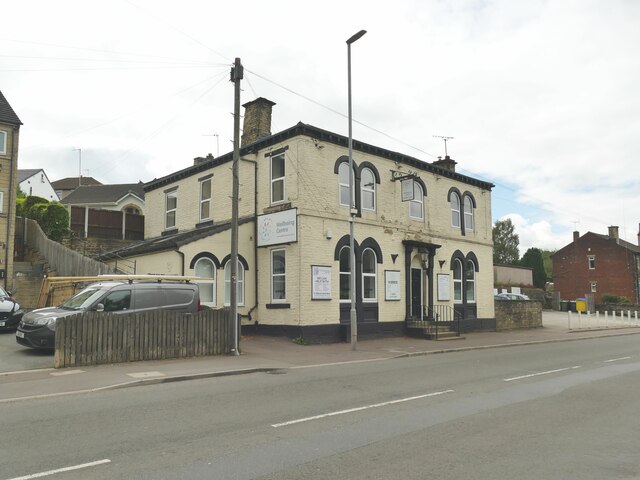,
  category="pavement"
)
[2,311,639,404]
